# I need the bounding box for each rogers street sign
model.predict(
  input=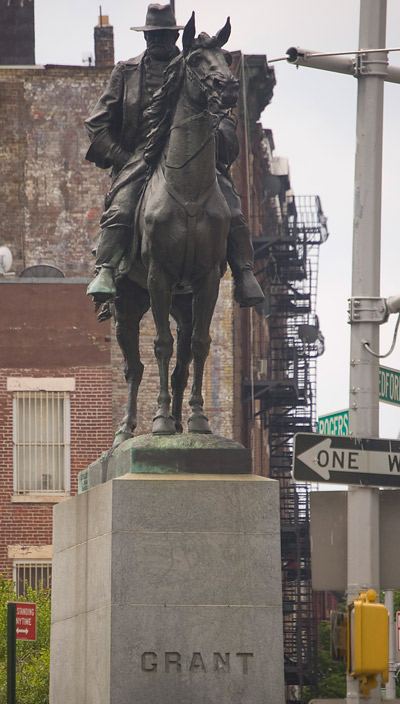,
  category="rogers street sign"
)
[293,433,400,487]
